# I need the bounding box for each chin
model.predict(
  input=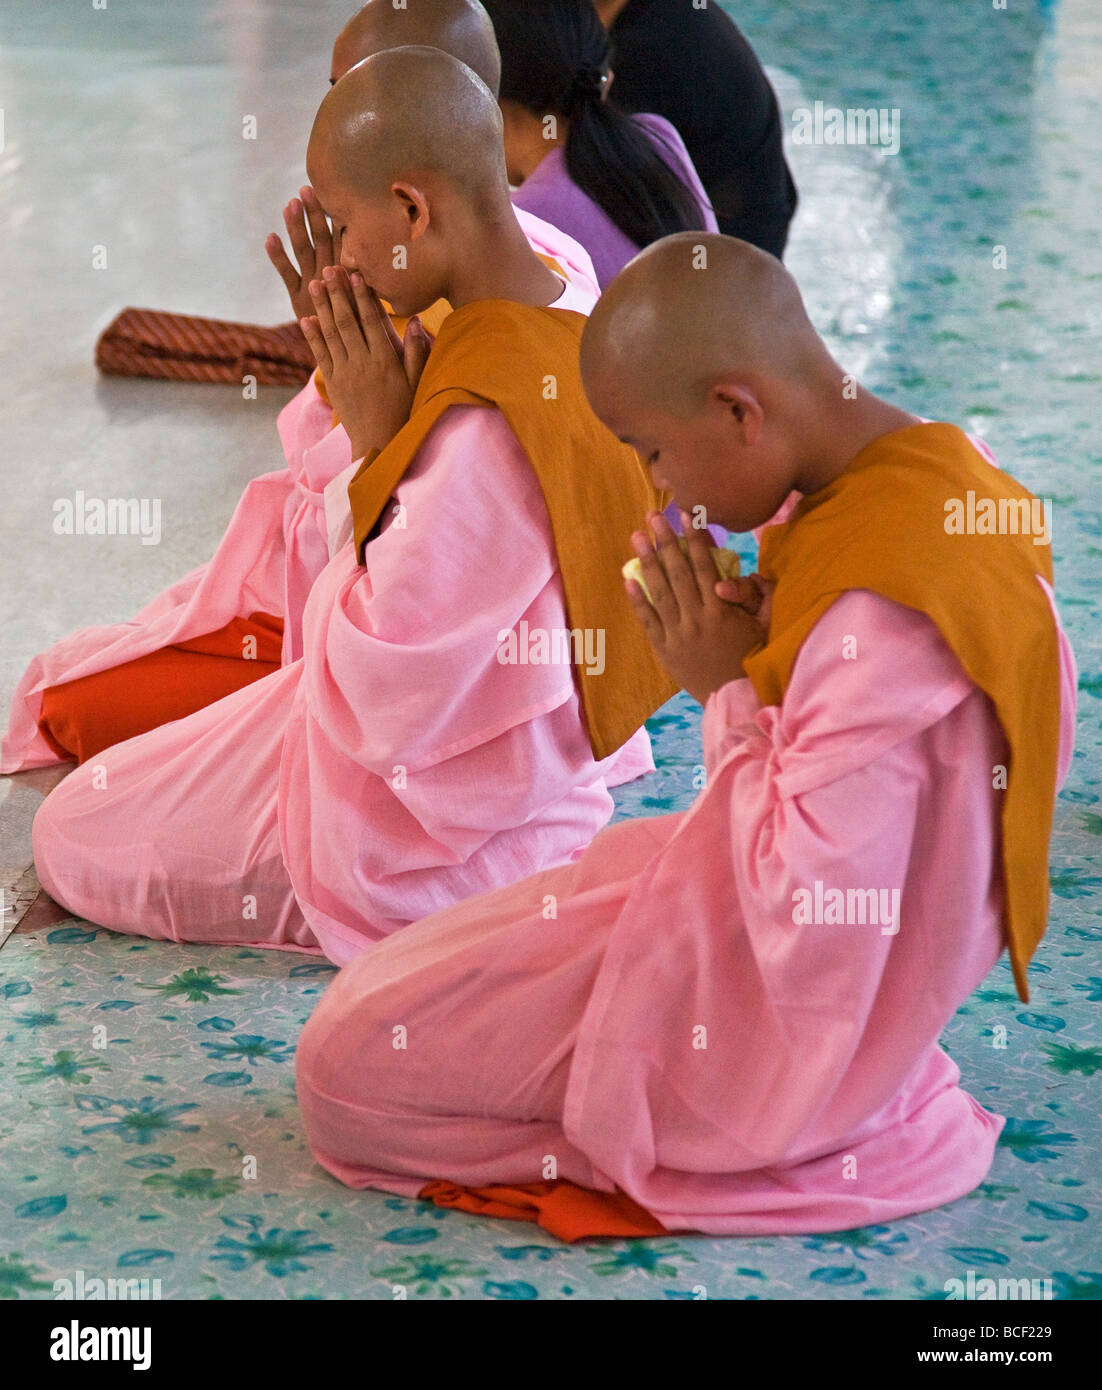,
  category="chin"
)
[387,289,436,319]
